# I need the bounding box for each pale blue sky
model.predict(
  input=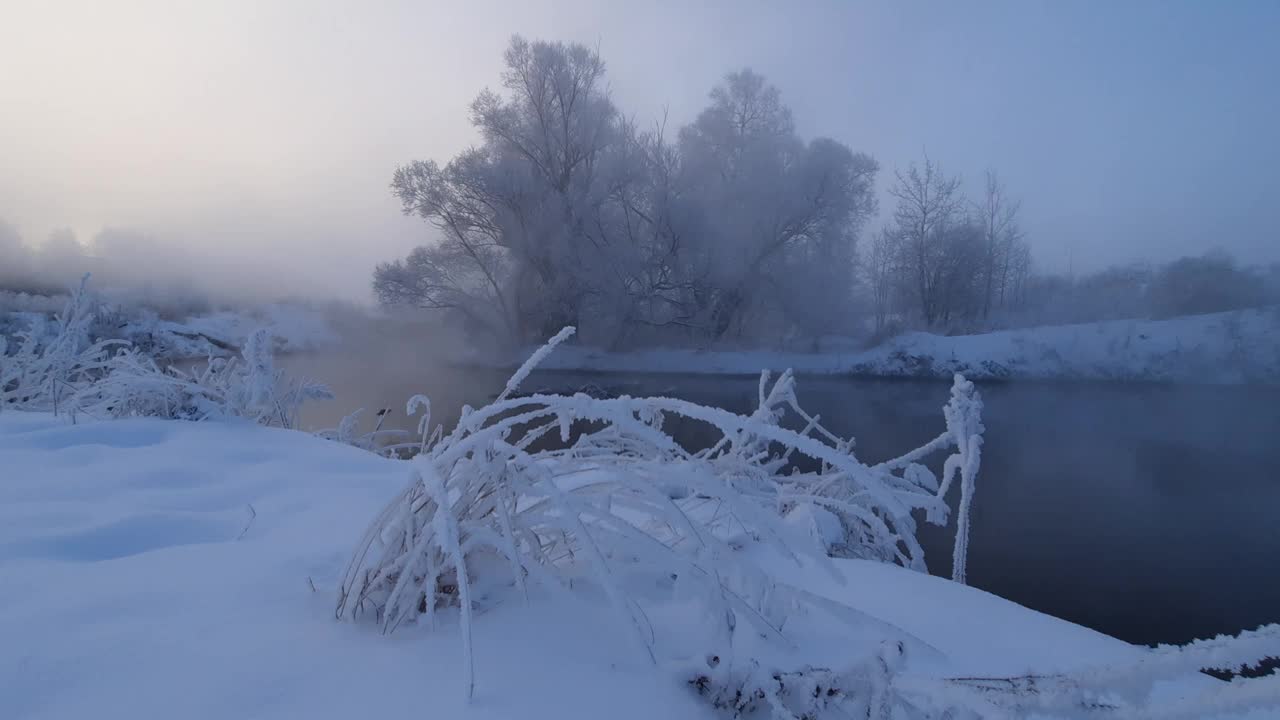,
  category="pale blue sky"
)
[2,0,1277,299]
